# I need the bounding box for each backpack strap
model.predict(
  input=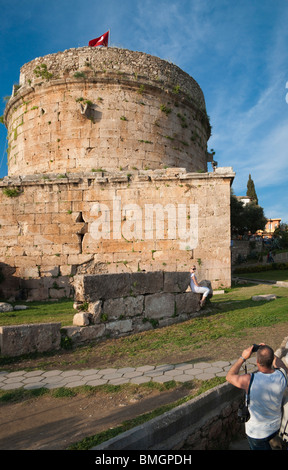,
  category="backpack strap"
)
[246,372,254,406]
[276,367,288,387]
